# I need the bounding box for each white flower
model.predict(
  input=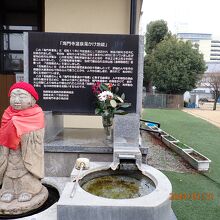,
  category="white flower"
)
[105,91,113,99]
[98,91,113,101]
